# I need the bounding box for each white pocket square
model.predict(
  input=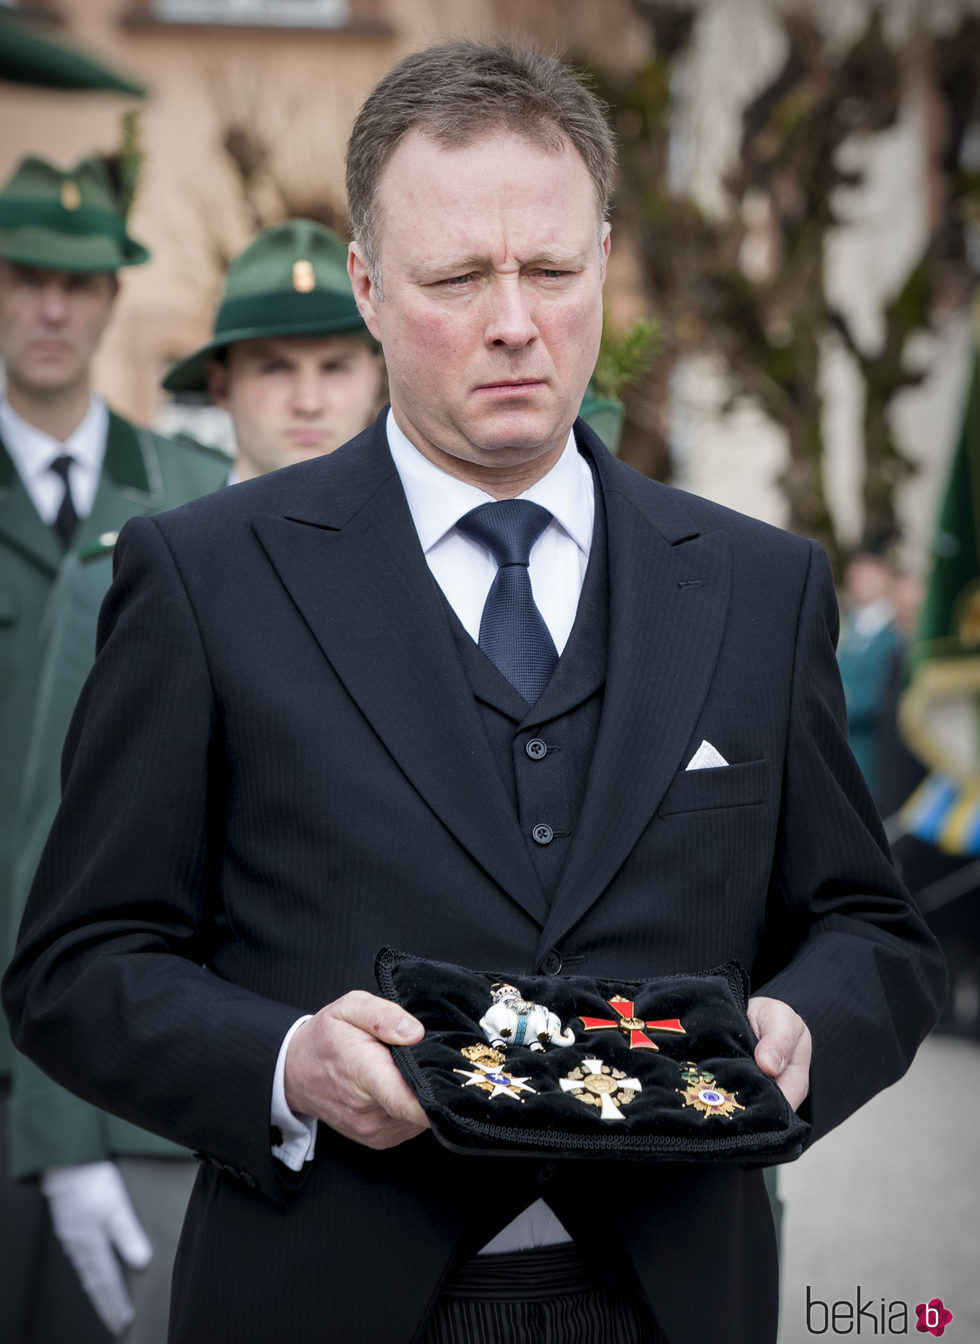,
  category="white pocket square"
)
[685,740,729,771]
